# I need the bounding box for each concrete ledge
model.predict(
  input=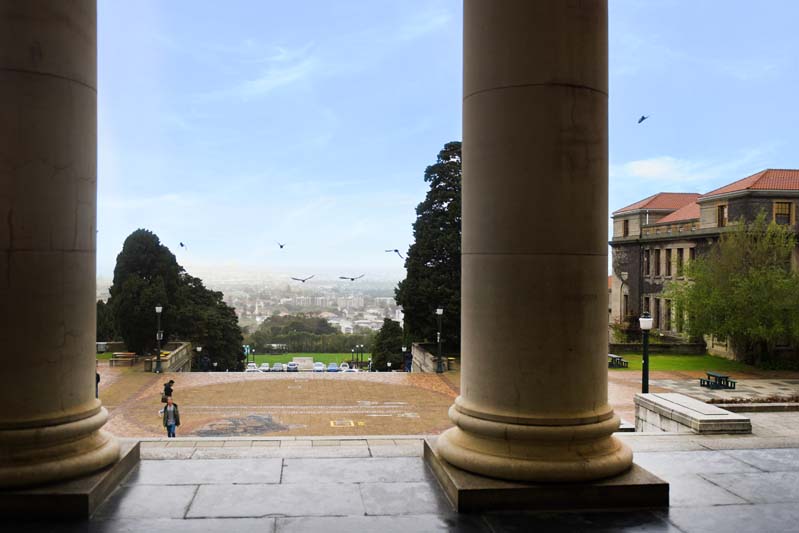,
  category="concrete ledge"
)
[635,393,751,434]
[423,437,668,513]
[718,402,799,413]
[0,439,140,519]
